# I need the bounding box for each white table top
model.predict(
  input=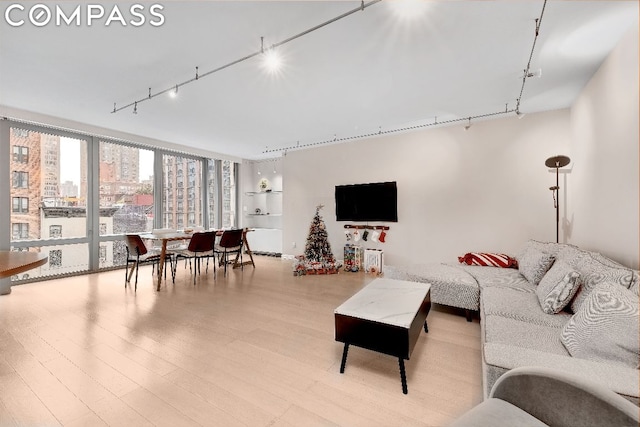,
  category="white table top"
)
[335,278,431,329]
